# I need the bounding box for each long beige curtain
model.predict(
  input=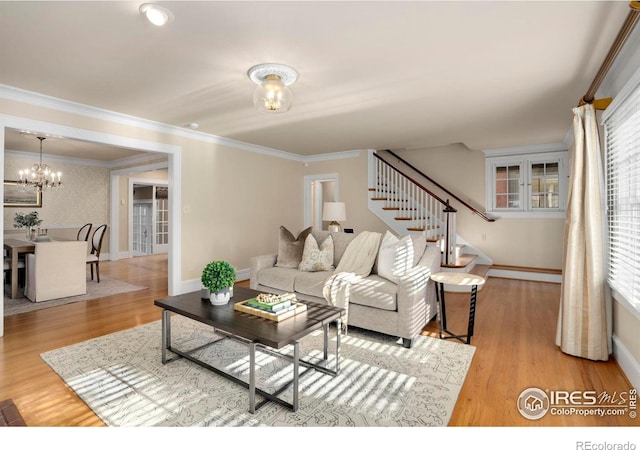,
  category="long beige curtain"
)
[556,103,612,361]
